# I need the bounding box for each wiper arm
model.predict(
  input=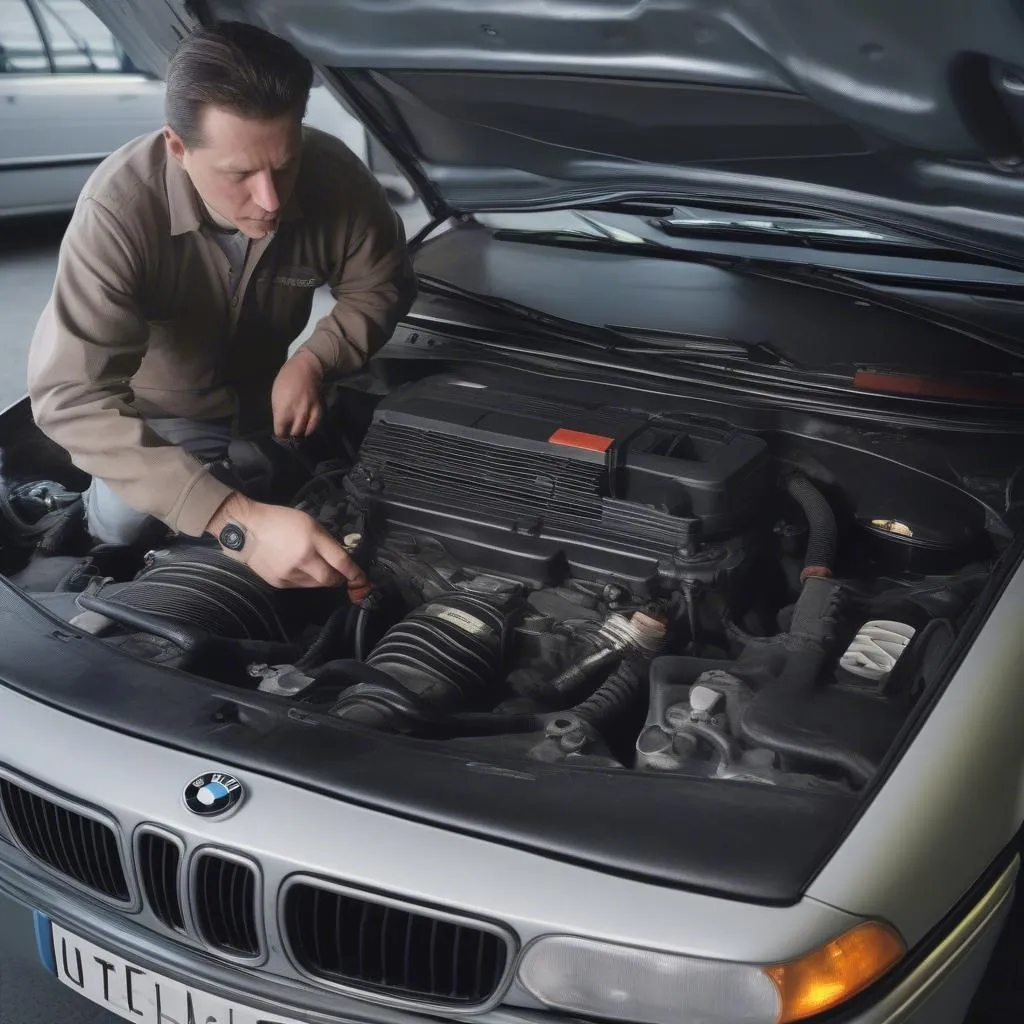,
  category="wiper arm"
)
[490,226,654,250]
[603,324,797,366]
[650,217,945,255]
[417,273,627,351]
[416,274,794,365]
